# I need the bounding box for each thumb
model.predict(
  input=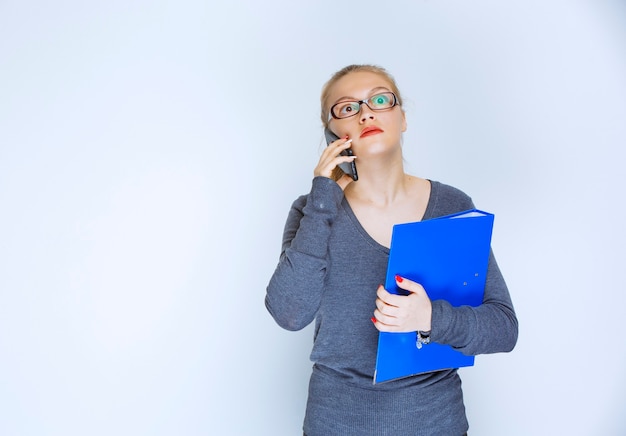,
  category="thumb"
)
[394,274,425,295]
